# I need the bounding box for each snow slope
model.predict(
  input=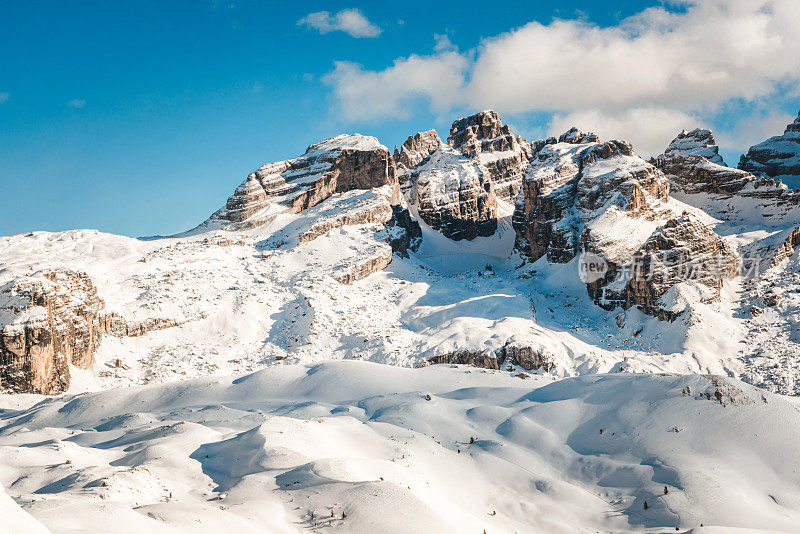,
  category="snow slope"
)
[2,182,747,395]
[1,361,798,533]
